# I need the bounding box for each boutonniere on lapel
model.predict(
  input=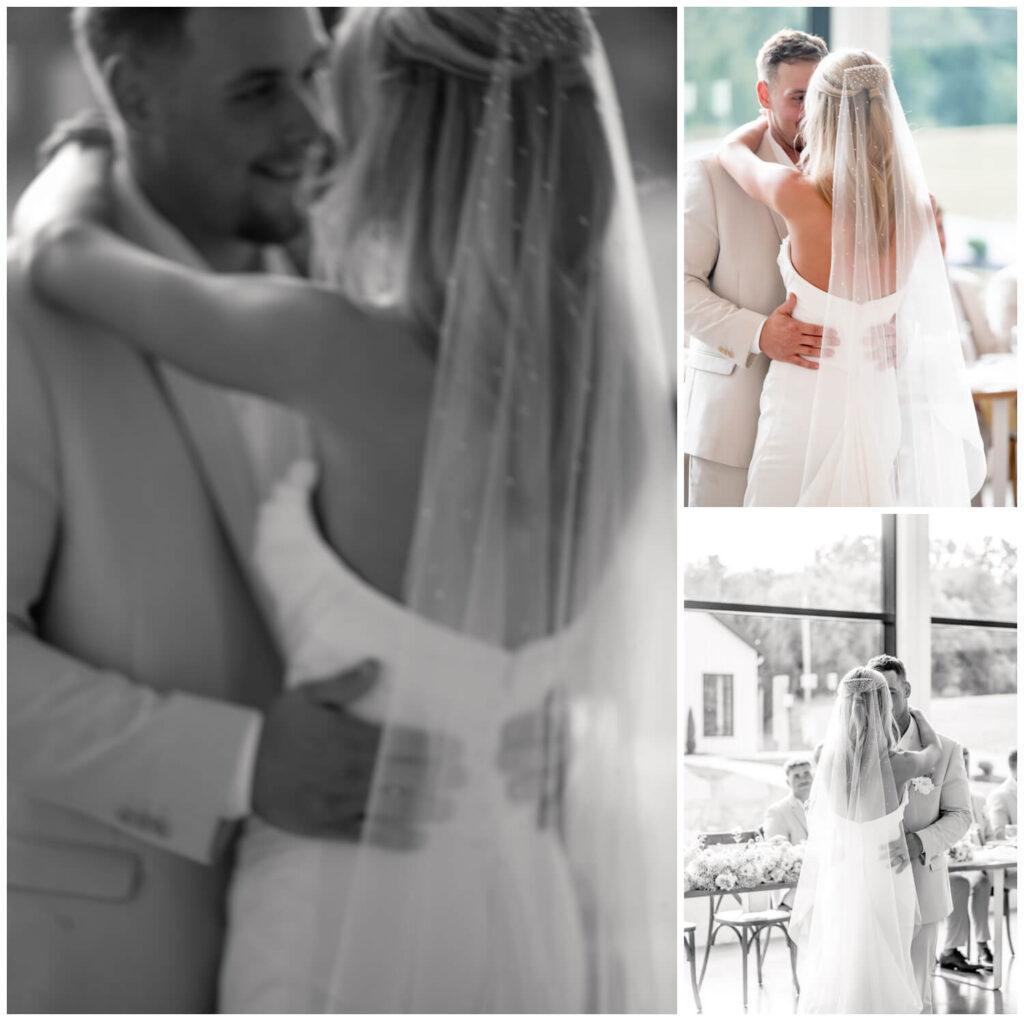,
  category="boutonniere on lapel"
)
[910,776,935,796]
